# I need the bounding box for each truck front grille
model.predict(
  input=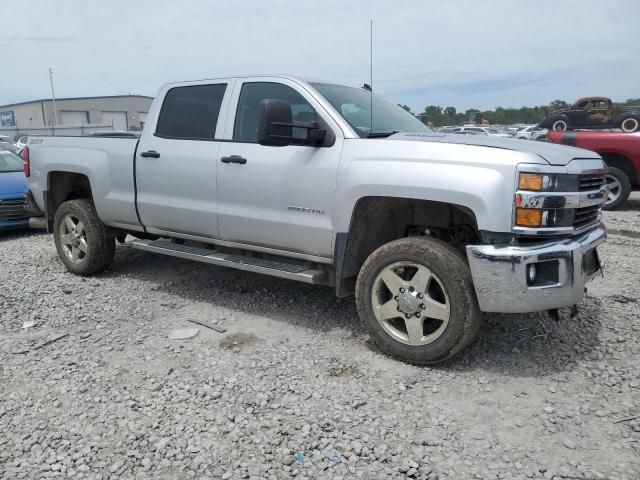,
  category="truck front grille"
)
[578,174,606,191]
[0,198,28,222]
[573,205,600,230]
